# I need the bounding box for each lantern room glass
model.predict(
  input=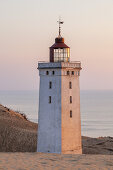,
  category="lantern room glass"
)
[54,48,70,62]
